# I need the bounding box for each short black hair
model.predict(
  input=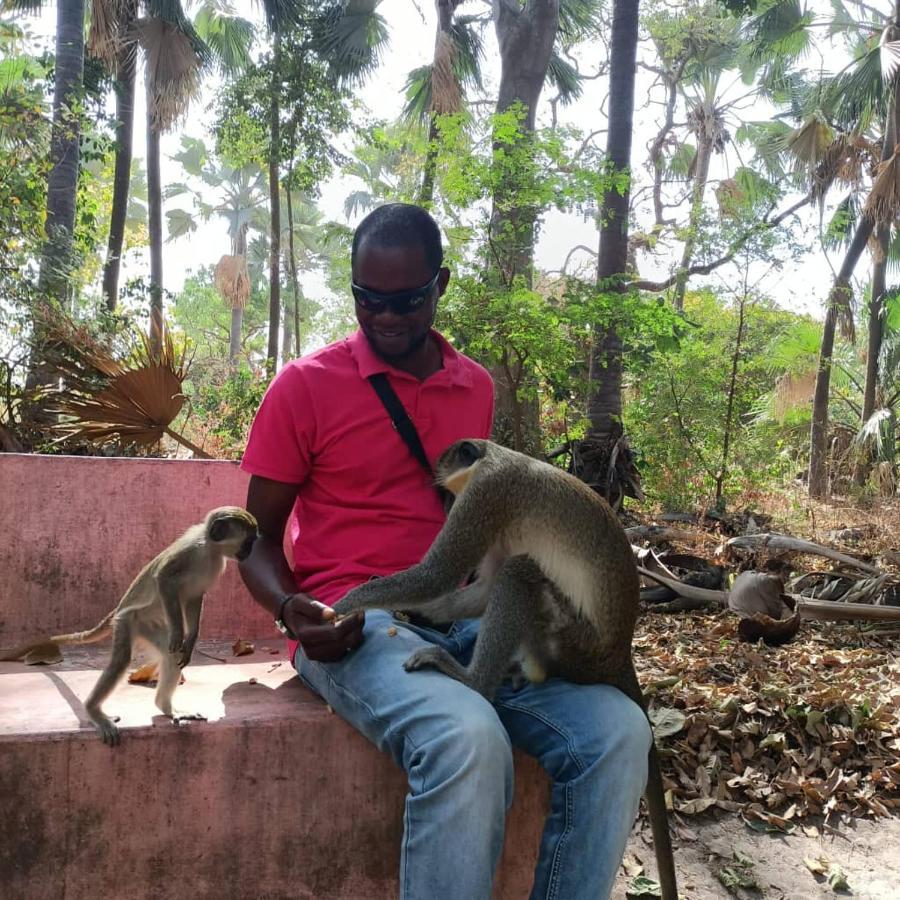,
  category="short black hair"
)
[351,203,443,274]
